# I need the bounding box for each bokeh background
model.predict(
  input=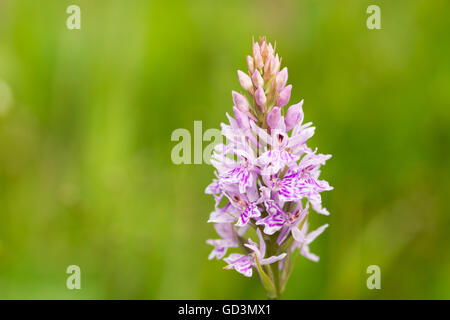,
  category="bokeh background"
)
[0,0,449,299]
